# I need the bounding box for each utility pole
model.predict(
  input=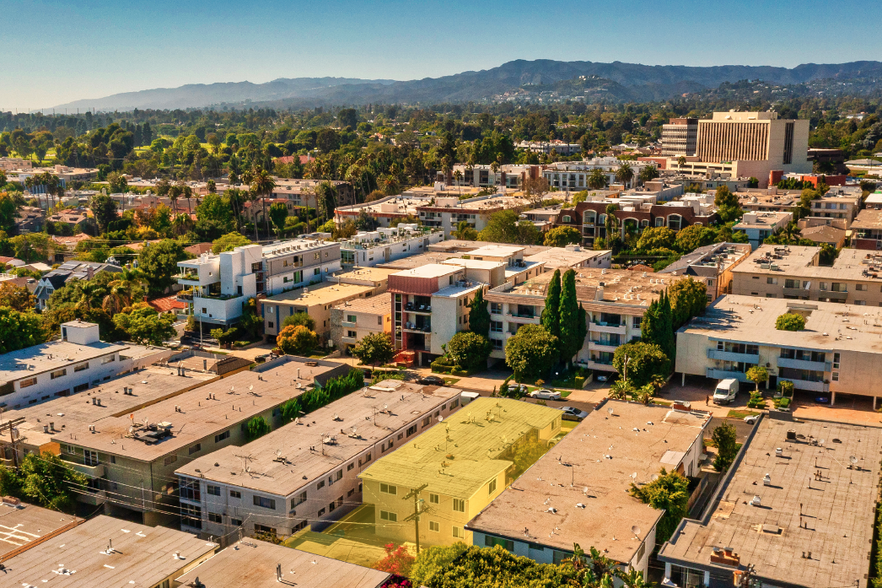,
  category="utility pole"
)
[0,408,22,468]
[403,484,429,554]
